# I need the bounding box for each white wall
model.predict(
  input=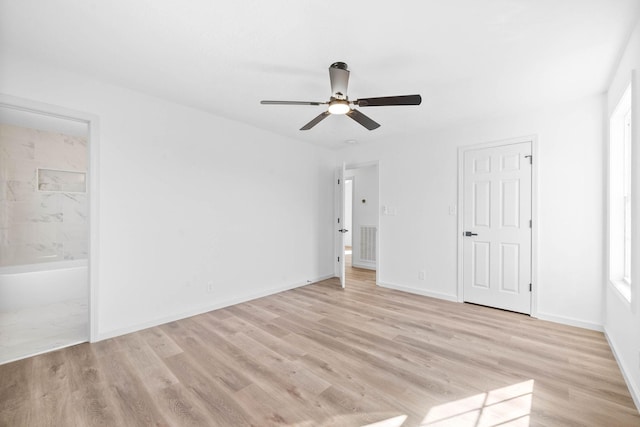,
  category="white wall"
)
[346,165,379,269]
[0,56,336,340]
[605,18,640,408]
[338,94,605,329]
